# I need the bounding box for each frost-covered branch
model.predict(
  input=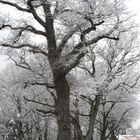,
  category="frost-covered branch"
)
[24,96,55,107]
[0,0,29,12]
[0,24,46,37]
[23,81,55,89]
[27,0,46,27]
[1,43,48,56]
